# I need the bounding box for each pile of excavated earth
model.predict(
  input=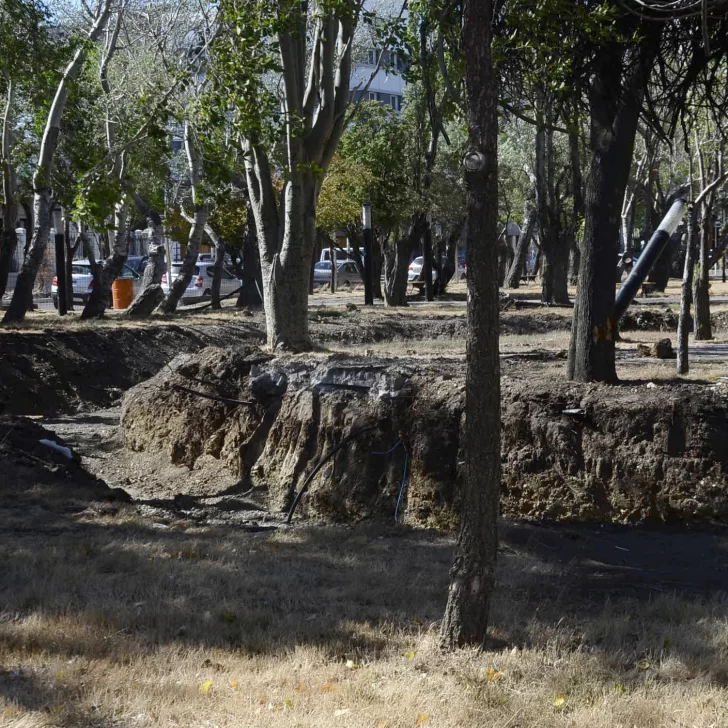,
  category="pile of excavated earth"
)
[2,307,728,529]
[121,344,728,527]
